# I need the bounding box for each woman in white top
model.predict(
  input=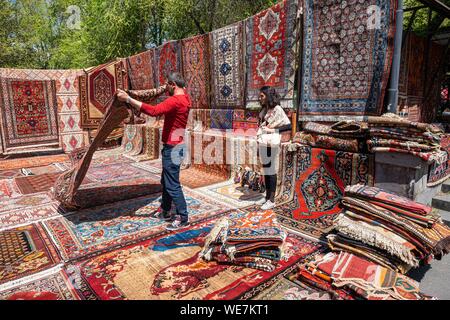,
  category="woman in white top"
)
[257,86,291,210]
